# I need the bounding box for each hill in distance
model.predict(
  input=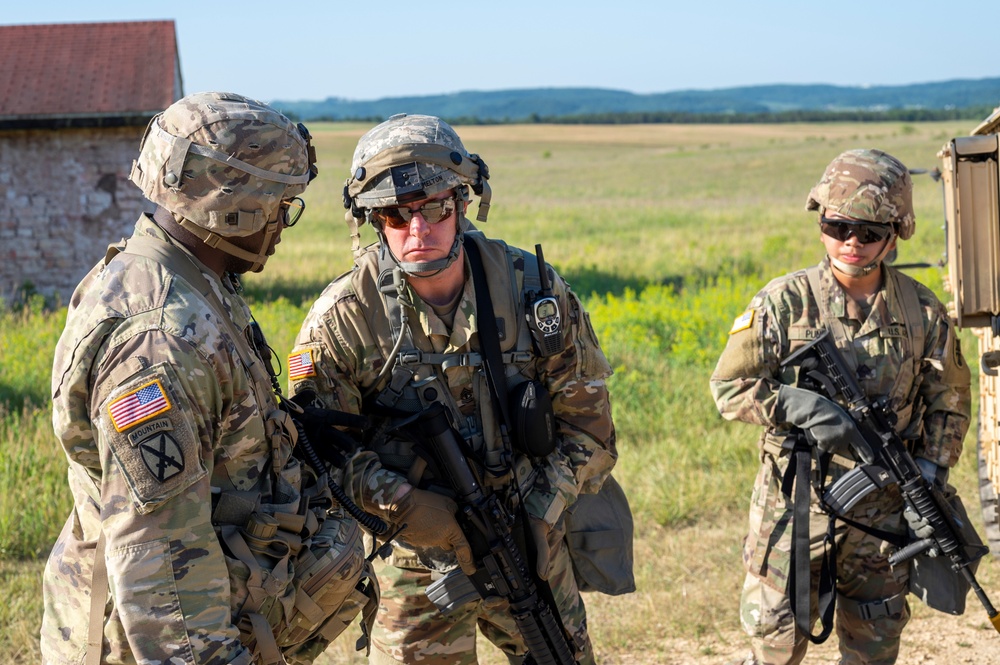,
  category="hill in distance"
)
[272,77,1000,123]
